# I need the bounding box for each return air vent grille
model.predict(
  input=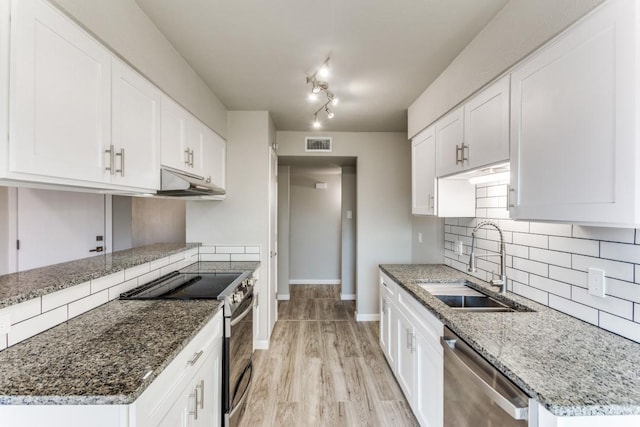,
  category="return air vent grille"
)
[305,137,332,152]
